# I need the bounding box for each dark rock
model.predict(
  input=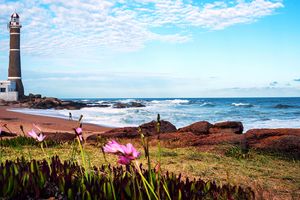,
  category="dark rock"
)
[113,103,127,108]
[113,102,145,108]
[178,121,212,135]
[209,121,244,134]
[139,120,177,136]
[130,102,145,108]
[0,130,17,137]
[44,132,75,142]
